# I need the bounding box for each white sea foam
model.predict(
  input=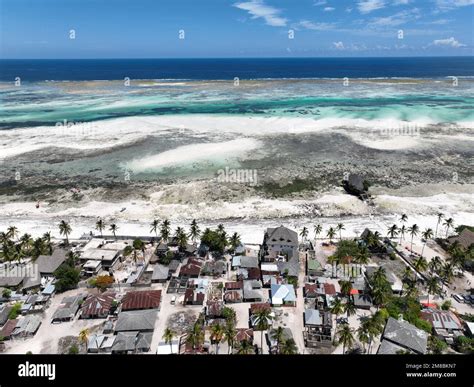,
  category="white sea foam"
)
[1,114,473,158]
[124,138,261,173]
